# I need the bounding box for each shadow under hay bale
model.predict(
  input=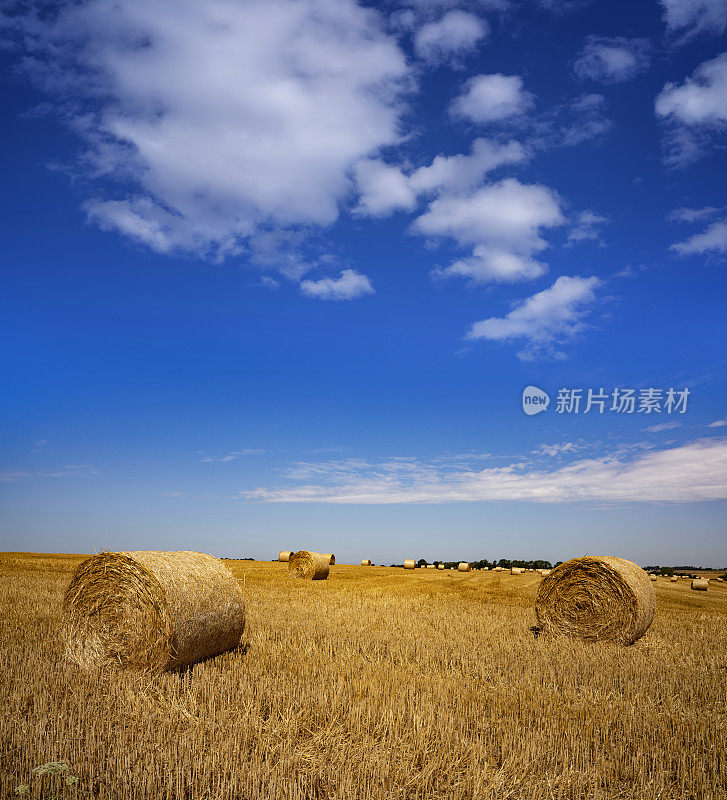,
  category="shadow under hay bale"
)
[691,578,708,591]
[278,551,293,562]
[288,551,330,580]
[63,551,245,673]
[534,556,655,646]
